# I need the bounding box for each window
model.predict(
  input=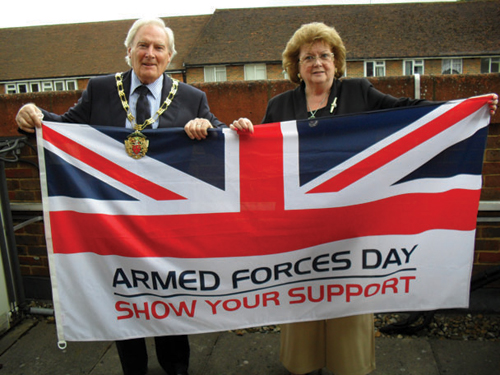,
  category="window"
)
[17,83,28,93]
[5,84,16,94]
[244,64,267,81]
[481,58,500,73]
[404,60,424,75]
[42,82,53,91]
[442,59,462,74]
[54,81,65,91]
[204,66,227,82]
[30,82,40,92]
[365,61,385,77]
[3,78,80,94]
[66,80,78,90]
